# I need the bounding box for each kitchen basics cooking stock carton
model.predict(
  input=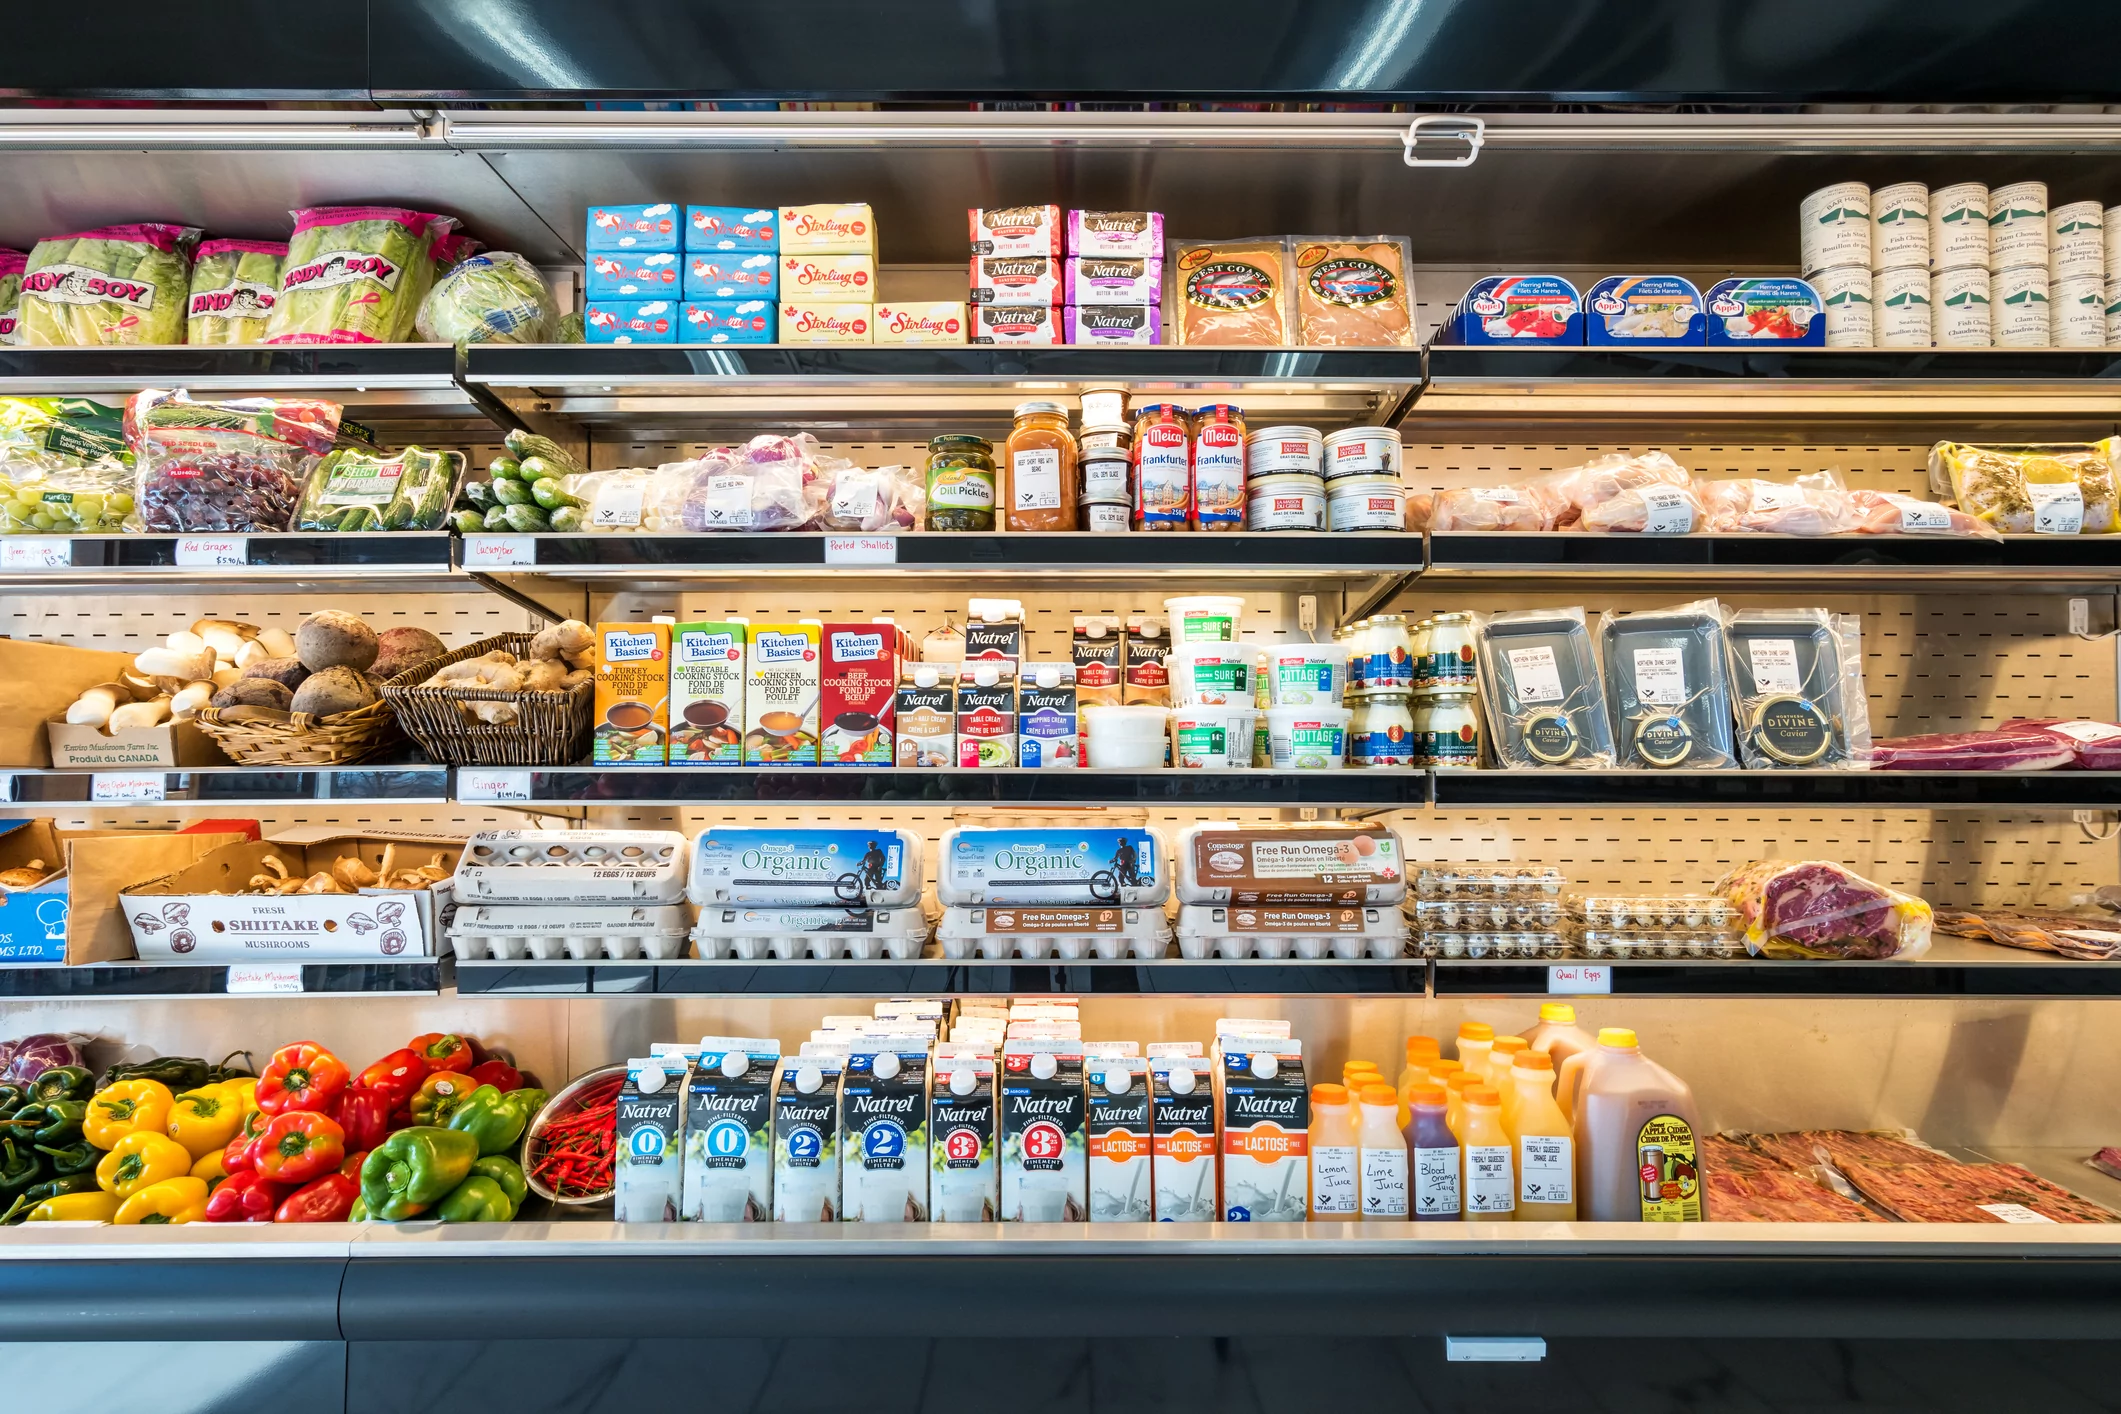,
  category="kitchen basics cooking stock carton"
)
[744,621,821,764]
[670,619,747,765]
[1085,1050,1152,1222]
[773,1047,846,1222]
[821,620,904,766]
[1000,1039,1086,1222]
[930,1044,999,1221]
[1150,1054,1218,1221]
[680,1037,781,1222]
[840,1040,932,1222]
[614,1054,689,1223]
[1217,1034,1308,1222]
[594,620,671,765]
